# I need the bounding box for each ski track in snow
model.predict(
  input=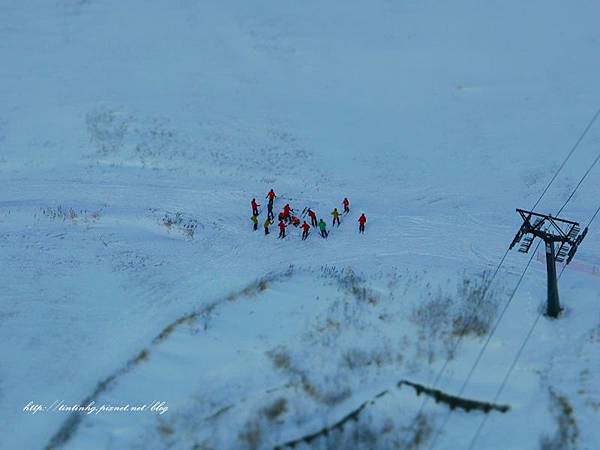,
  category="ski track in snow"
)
[2,0,600,449]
